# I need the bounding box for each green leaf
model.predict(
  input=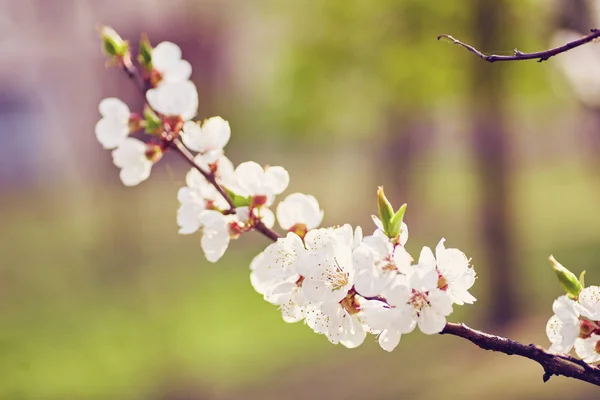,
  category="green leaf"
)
[549,255,582,298]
